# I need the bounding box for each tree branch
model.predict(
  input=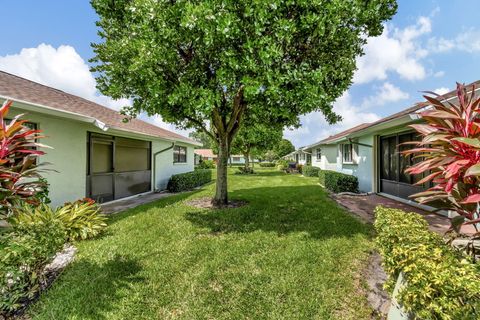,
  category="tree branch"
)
[185,116,215,141]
